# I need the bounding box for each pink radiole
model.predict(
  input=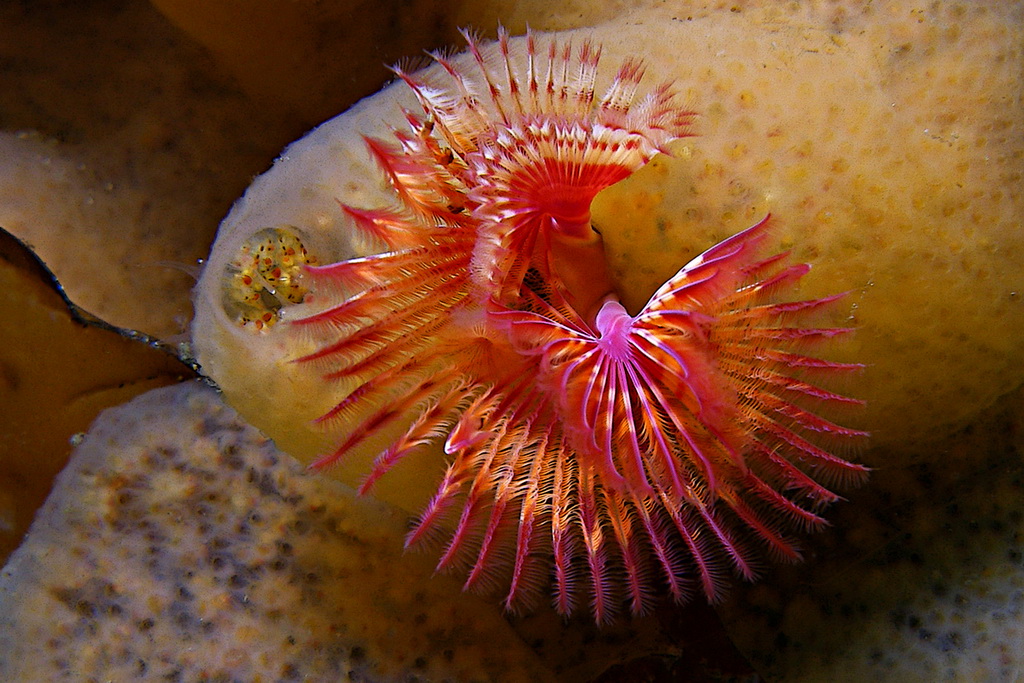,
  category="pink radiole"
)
[291,29,868,623]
